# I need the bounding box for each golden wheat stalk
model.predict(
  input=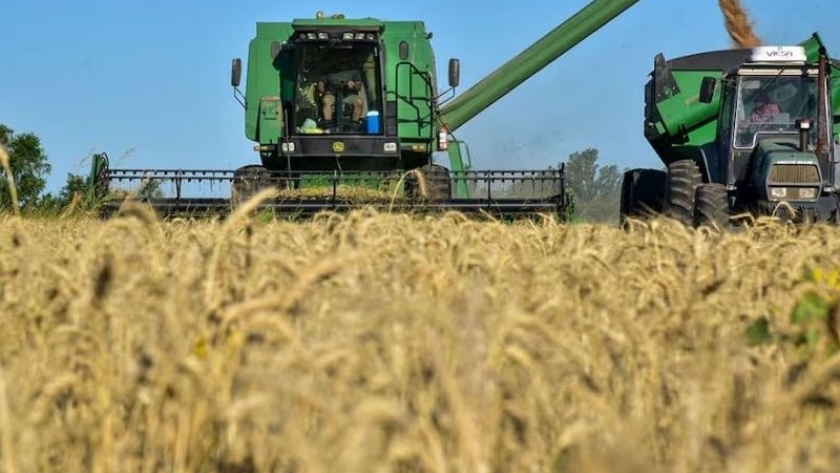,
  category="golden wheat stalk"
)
[0,366,17,473]
[0,145,20,217]
[2,207,840,473]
